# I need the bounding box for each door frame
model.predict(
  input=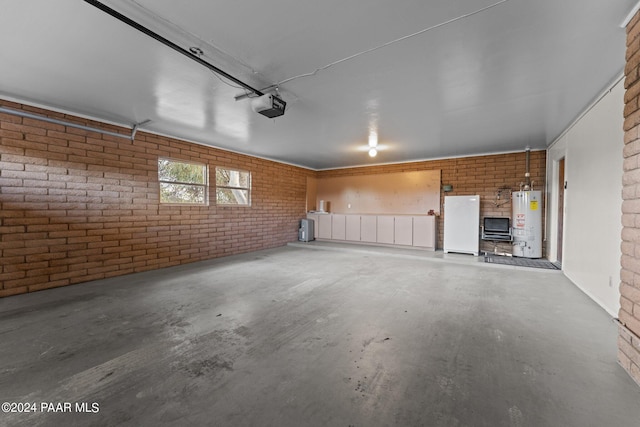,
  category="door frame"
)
[557,158,565,264]
[545,141,567,264]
